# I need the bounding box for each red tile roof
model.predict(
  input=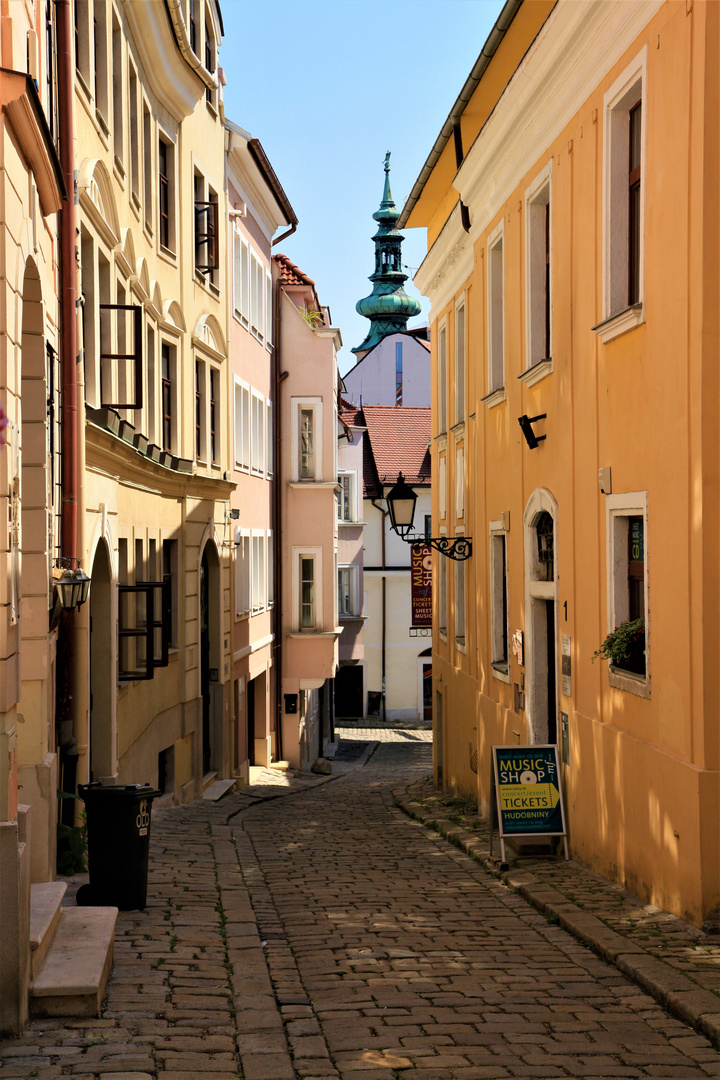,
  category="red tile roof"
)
[362,405,431,491]
[273,252,316,288]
